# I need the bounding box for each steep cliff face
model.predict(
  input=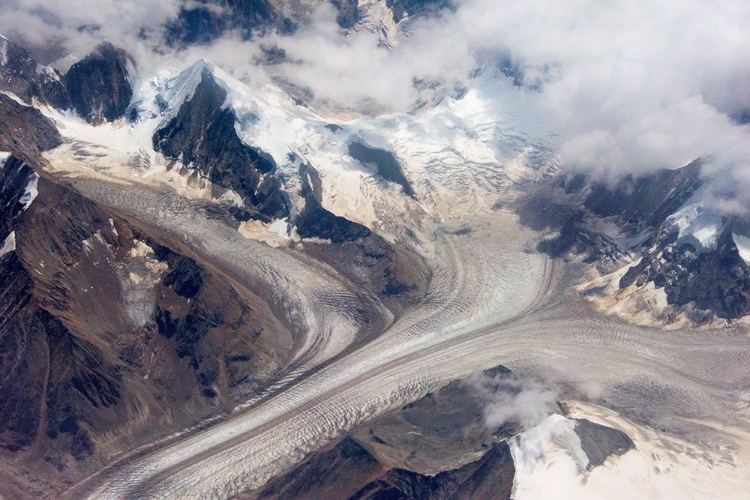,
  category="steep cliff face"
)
[153,67,289,221]
[0,94,62,162]
[65,42,133,124]
[0,36,70,110]
[0,157,292,488]
[620,227,750,320]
